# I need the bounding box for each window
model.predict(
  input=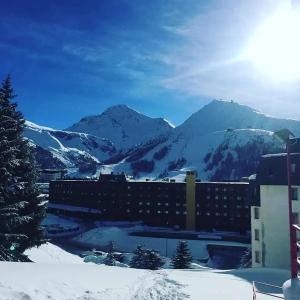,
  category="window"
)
[146,202,150,205]
[254,207,259,219]
[126,209,131,213]
[176,203,180,207]
[254,229,260,241]
[291,163,296,173]
[292,213,299,225]
[139,202,143,205]
[292,187,298,200]
[255,251,260,263]
[138,210,143,213]
[176,211,180,215]
[157,210,161,214]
